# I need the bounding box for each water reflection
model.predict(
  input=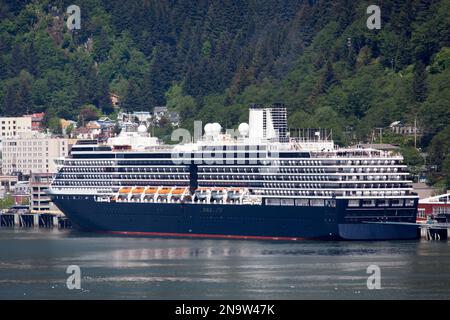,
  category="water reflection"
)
[0,229,449,299]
